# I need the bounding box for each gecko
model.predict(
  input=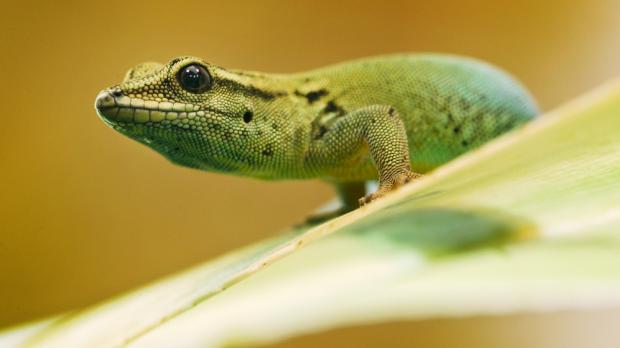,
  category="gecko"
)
[95,54,538,217]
